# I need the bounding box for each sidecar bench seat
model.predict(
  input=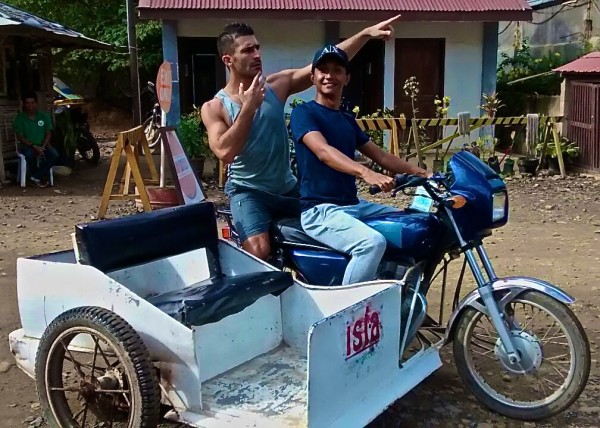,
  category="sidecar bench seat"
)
[75,202,293,326]
[145,271,292,326]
